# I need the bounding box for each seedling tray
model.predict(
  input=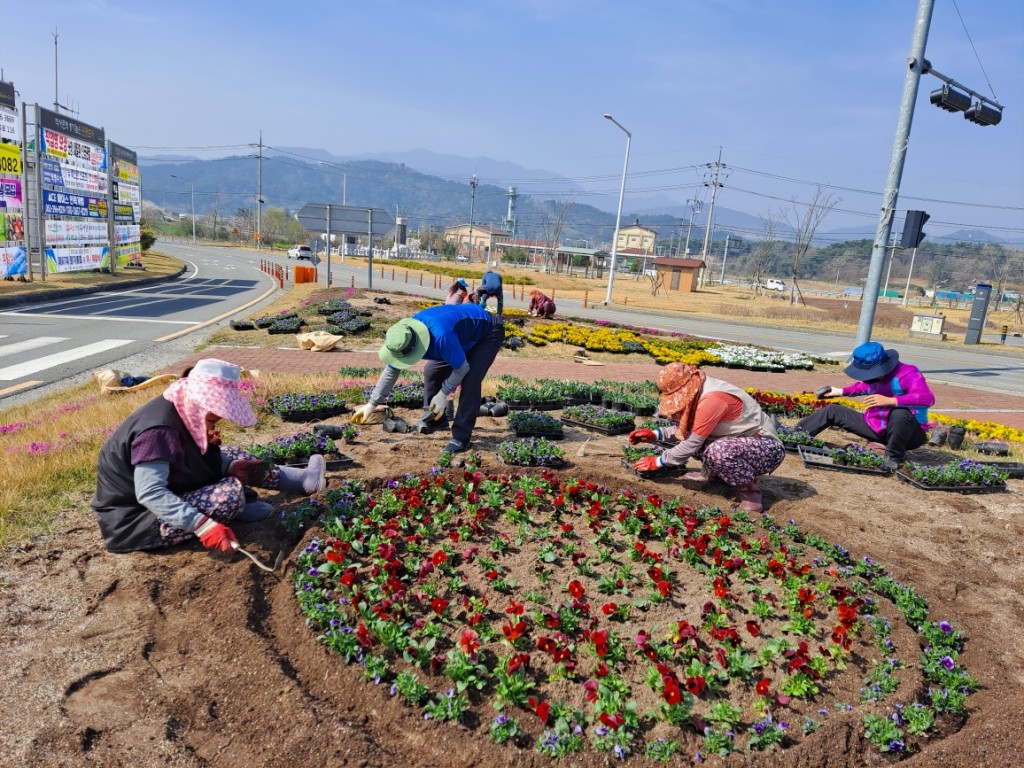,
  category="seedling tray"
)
[506,401,561,412]
[561,418,635,437]
[281,453,355,471]
[512,428,565,440]
[797,445,891,476]
[272,406,349,423]
[895,470,1006,494]
[498,456,568,469]
[977,461,1024,479]
[619,457,690,480]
